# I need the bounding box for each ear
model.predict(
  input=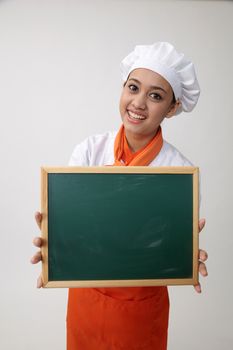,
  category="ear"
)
[166,100,181,119]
